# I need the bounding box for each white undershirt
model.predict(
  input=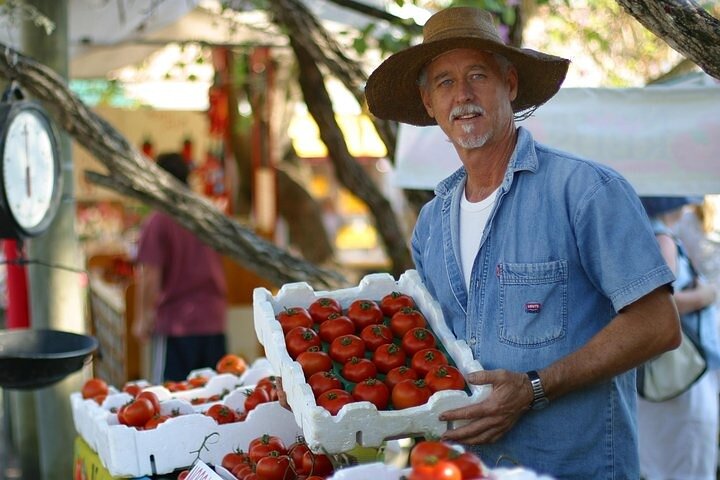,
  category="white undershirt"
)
[460,185,499,289]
